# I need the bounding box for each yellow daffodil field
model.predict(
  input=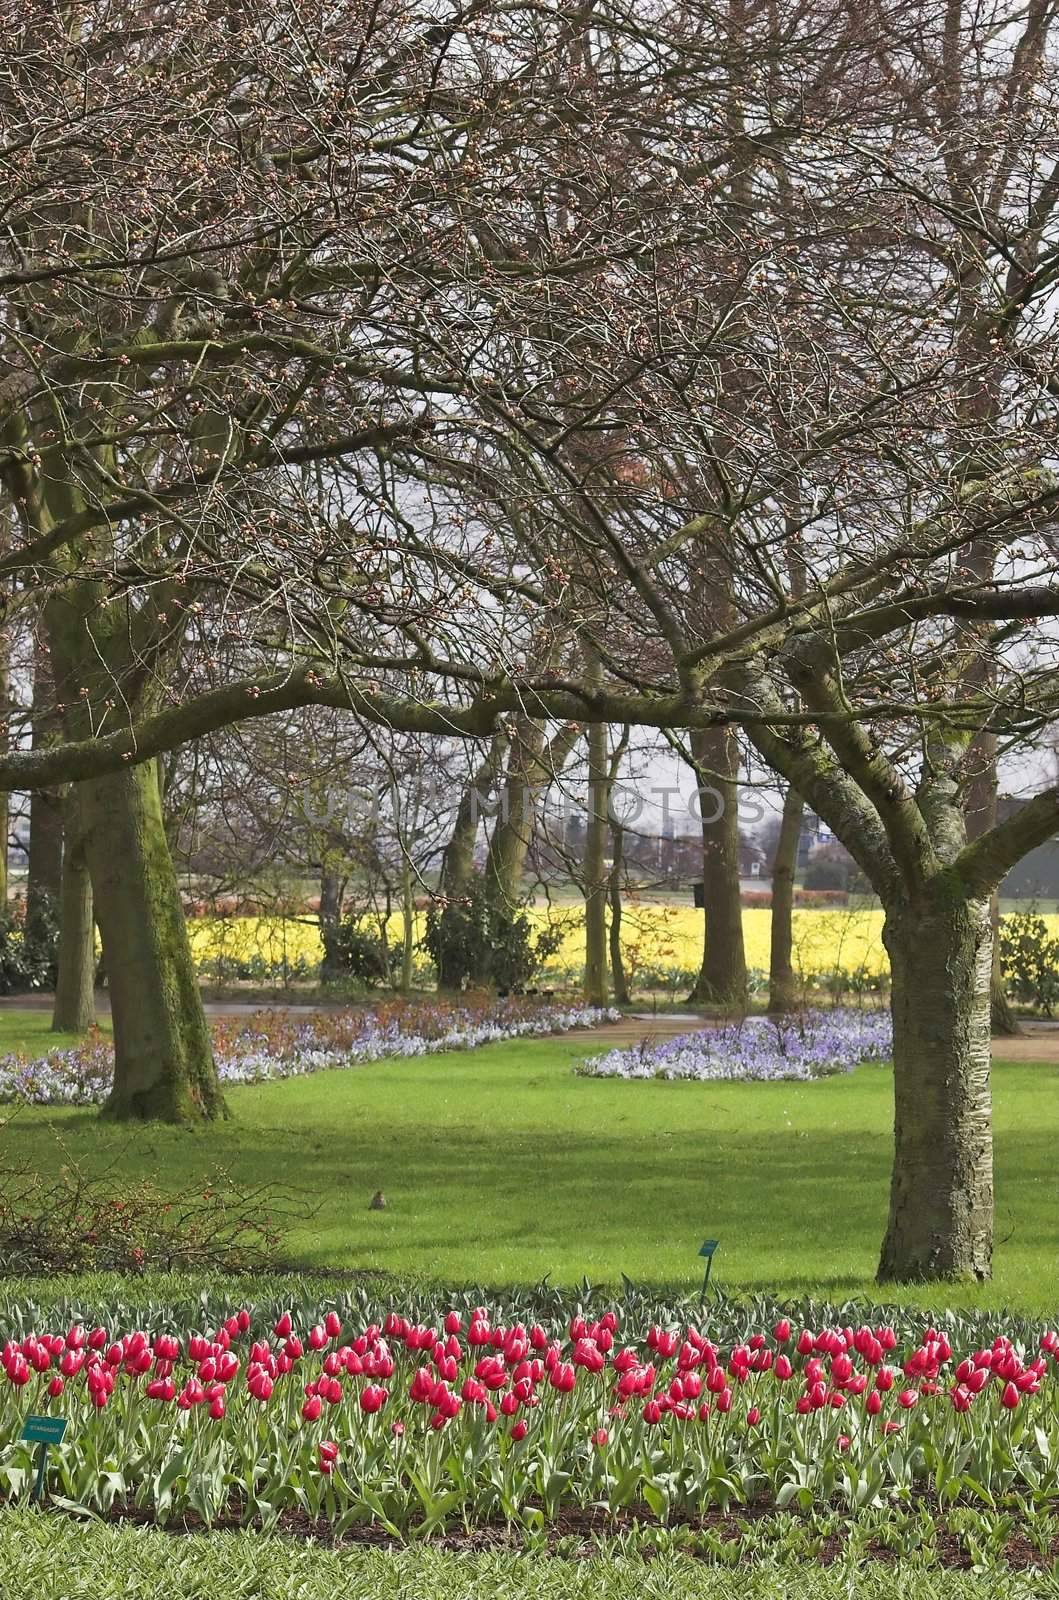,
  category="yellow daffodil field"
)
[184,903,897,985]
